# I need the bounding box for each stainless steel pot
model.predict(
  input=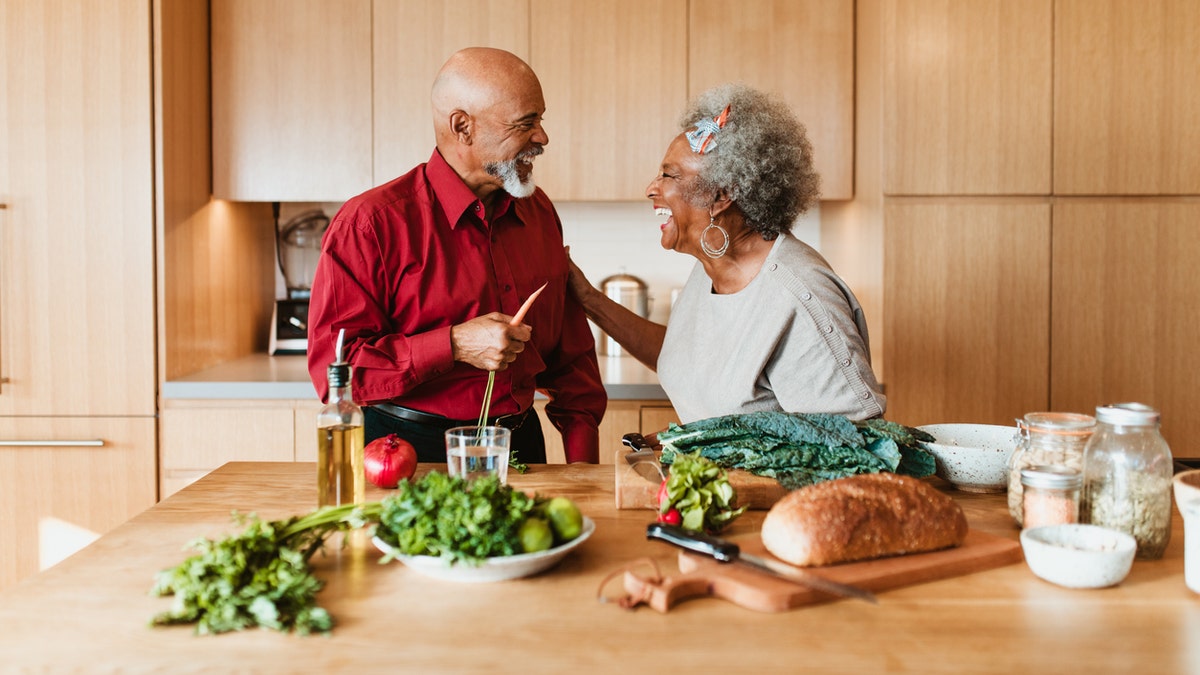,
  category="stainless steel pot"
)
[598,273,649,356]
